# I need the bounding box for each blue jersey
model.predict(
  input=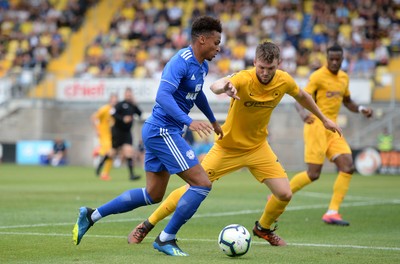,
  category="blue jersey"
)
[146,46,209,131]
